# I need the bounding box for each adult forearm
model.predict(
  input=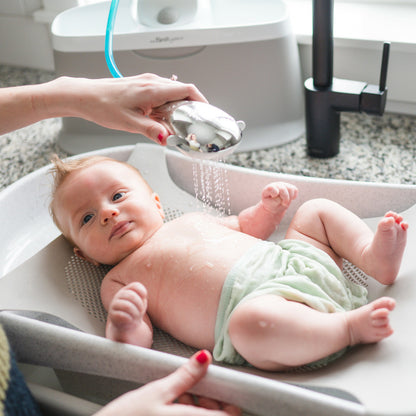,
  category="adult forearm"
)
[0,77,79,135]
[0,73,208,142]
